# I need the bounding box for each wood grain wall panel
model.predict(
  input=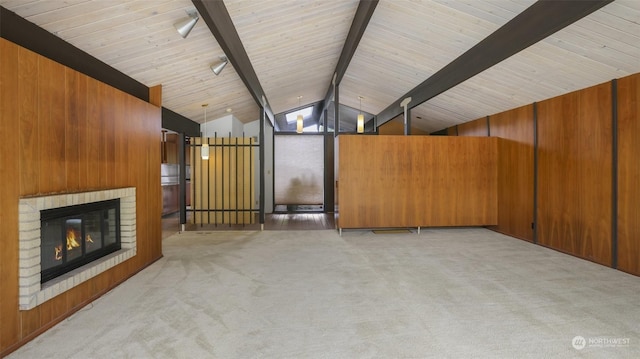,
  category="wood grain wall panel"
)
[617,73,640,275]
[378,117,430,135]
[447,126,457,136]
[1,38,162,356]
[457,117,488,137]
[487,105,534,242]
[38,58,67,193]
[18,47,39,196]
[0,38,21,352]
[65,69,81,191]
[114,90,129,187]
[86,79,102,190]
[537,82,612,266]
[338,135,497,228]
